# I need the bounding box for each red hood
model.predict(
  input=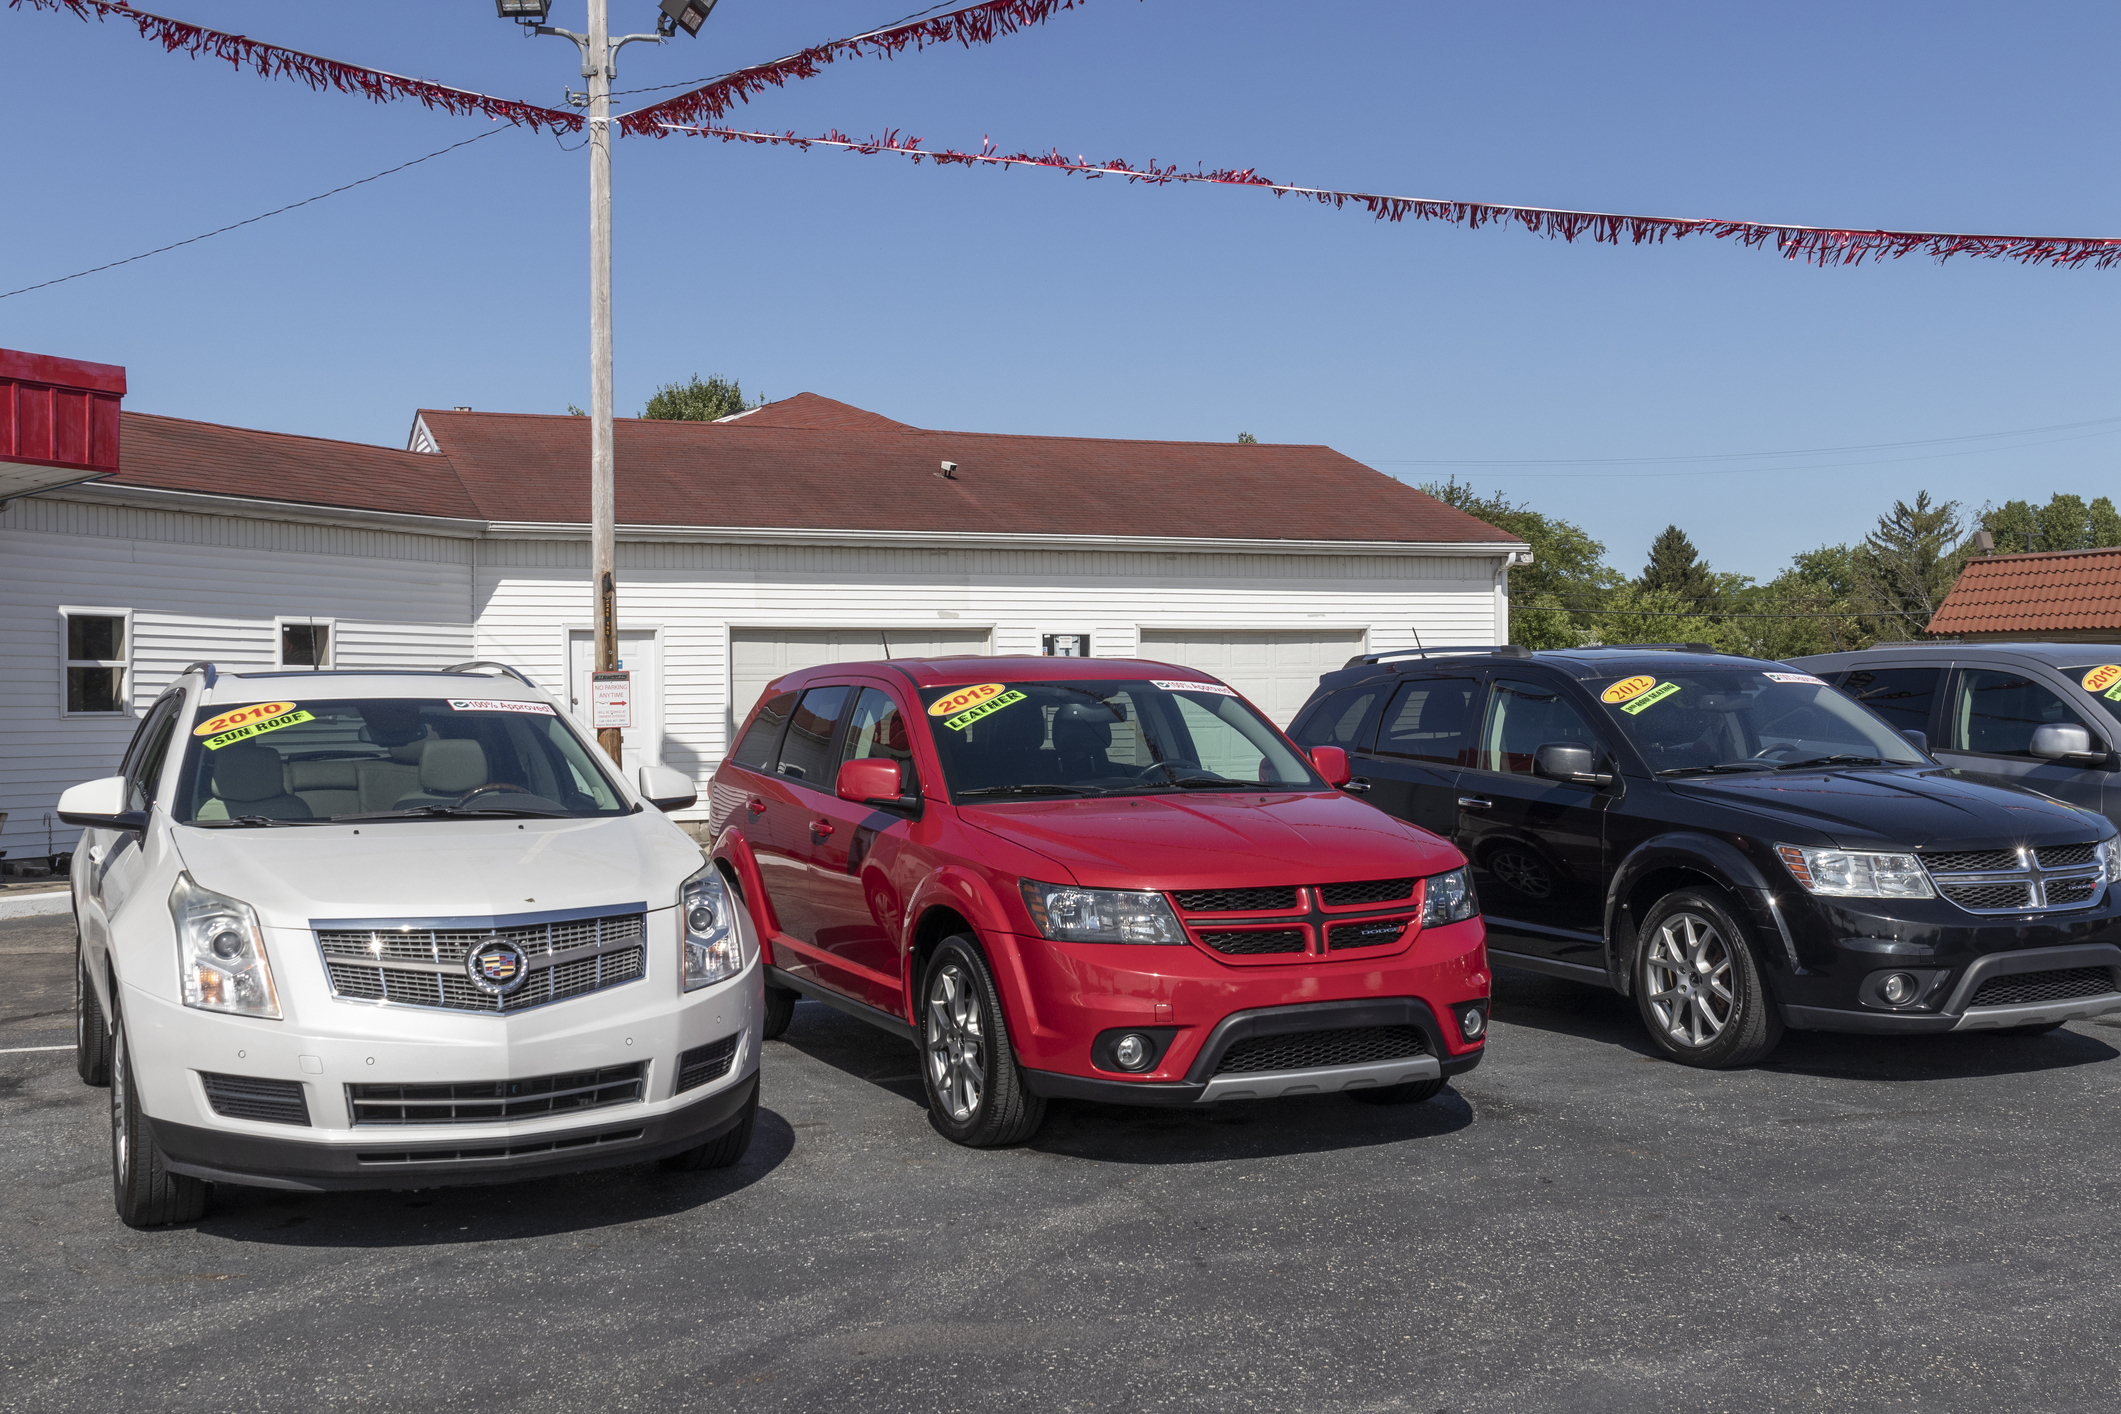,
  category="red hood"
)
[958,790,1462,891]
